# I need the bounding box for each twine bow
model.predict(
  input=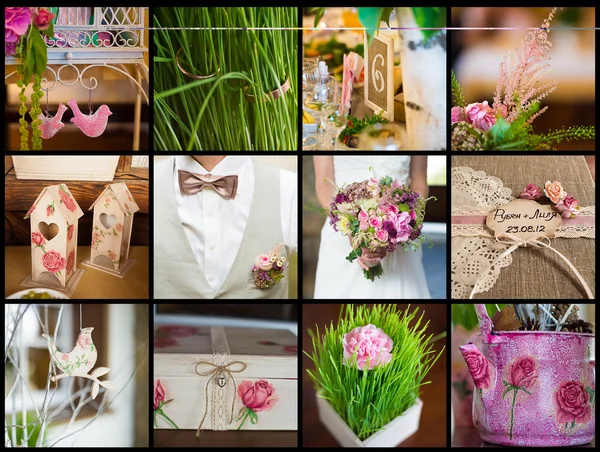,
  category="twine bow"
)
[194,360,247,435]
[469,233,593,299]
